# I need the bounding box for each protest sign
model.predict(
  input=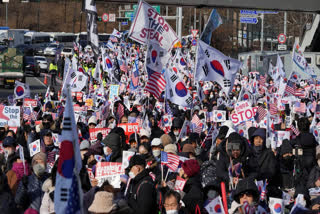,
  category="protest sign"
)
[86,167,95,186]
[89,128,111,142]
[118,123,139,143]
[95,162,124,188]
[128,0,178,52]
[122,151,135,169]
[275,131,290,147]
[109,85,120,100]
[29,139,41,157]
[0,106,20,127]
[71,92,83,101]
[23,98,37,108]
[231,106,258,126]
[174,176,186,191]
[213,110,226,122]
